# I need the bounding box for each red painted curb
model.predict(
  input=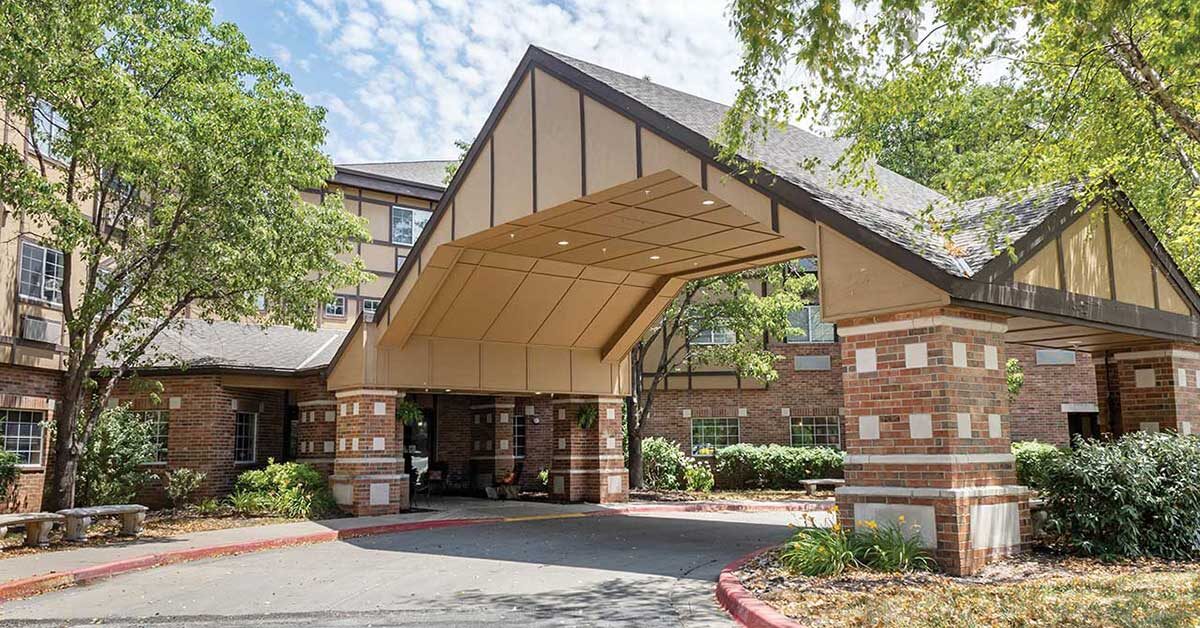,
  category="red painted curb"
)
[0,501,824,604]
[715,546,804,628]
